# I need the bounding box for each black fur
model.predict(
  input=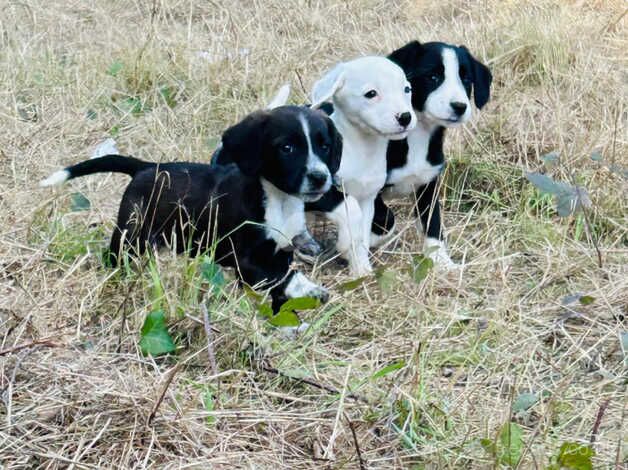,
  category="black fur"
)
[53,106,341,310]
